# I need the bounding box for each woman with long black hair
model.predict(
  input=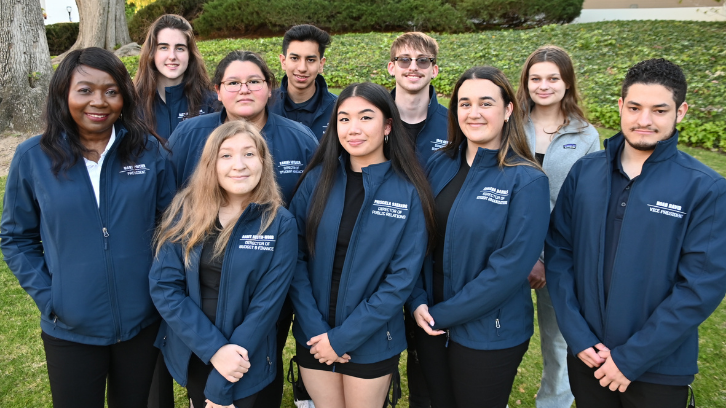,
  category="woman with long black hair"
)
[410,66,550,408]
[0,47,175,408]
[288,82,436,408]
